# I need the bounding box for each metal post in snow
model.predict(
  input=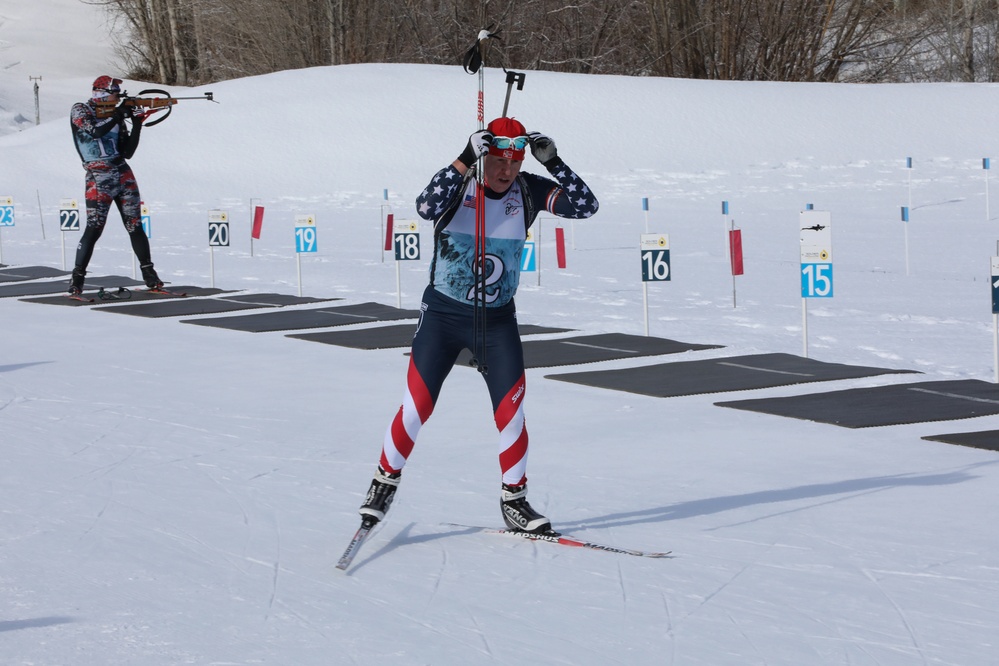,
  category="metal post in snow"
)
[36,190,45,239]
[901,206,910,276]
[535,218,541,287]
[297,253,303,298]
[380,189,391,263]
[643,281,650,337]
[721,200,729,257]
[985,158,991,223]
[730,220,737,308]
[395,253,402,308]
[993,246,999,383]
[802,299,809,358]
[906,156,912,212]
[30,76,41,125]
